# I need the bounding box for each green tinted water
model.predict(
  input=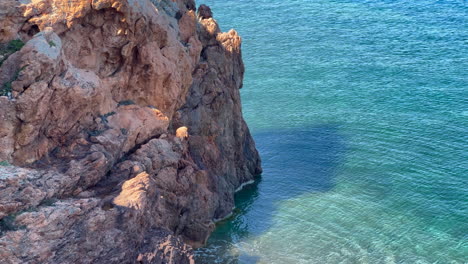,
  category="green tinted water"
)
[195,1,468,263]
